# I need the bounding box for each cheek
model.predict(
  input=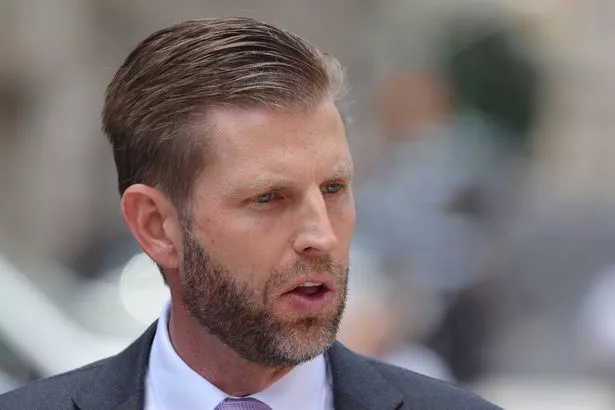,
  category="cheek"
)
[334,207,356,260]
[346,195,356,227]
[331,195,356,235]
[222,208,296,250]
[196,218,287,280]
